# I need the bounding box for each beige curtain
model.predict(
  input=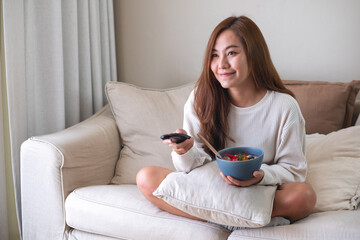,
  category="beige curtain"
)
[2,0,117,237]
[0,46,10,240]
[1,1,18,239]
